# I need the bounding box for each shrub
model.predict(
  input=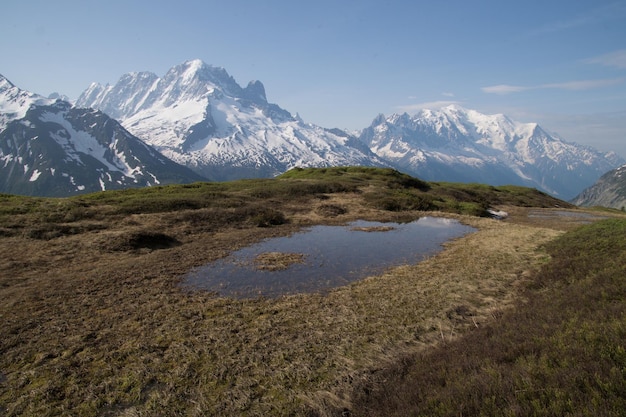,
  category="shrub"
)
[365,191,435,212]
[250,207,286,227]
